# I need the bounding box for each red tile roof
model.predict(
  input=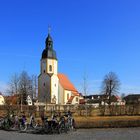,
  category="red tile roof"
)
[114,95,121,100]
[79,99,86,104]
[67,96,75,104]
[5,95,19,105]
[58,73,79,96]
[72,91,79,96]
